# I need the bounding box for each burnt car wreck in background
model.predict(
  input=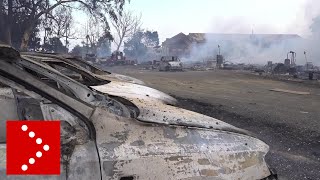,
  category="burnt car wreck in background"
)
[0,45,277,179]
